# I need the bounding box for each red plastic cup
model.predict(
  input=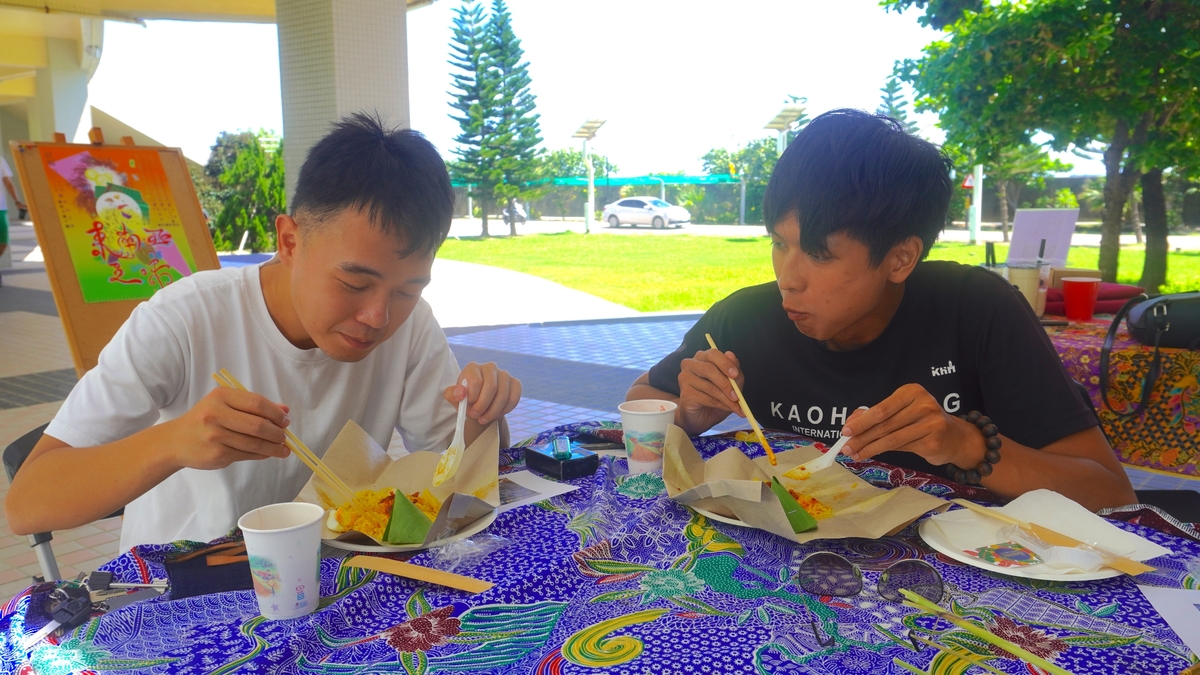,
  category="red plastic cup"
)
[1062,277,1101,322]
